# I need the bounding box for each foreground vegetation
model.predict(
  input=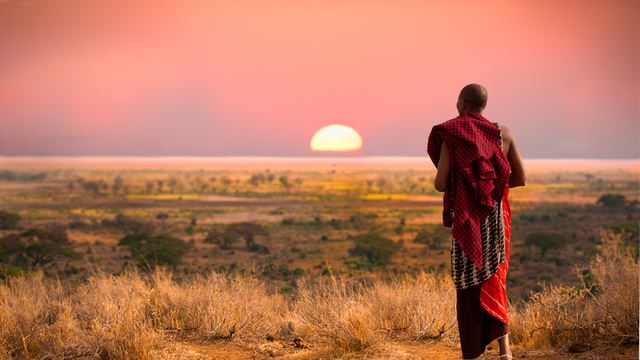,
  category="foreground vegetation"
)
[0,231,636,359]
